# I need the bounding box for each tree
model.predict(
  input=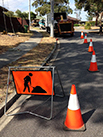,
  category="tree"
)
[22,12,28,19]
[75,0,103,32]
[32,0,73,16]
[74,8,81,20]
[15,9,24,18]
[4,11,14,17]
[15,9,28,19]
[30,11,36,20]
[86,15,93,21]
[15,9,36,20]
